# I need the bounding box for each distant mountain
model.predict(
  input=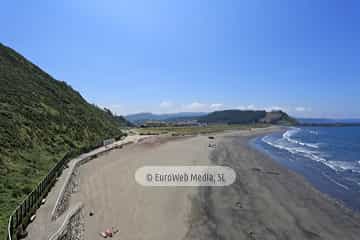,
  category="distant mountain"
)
[128,110,297,126]
[0,43,128,235]
[198,110,297,125]
[125,112,162,123]
[125,112,207,124]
